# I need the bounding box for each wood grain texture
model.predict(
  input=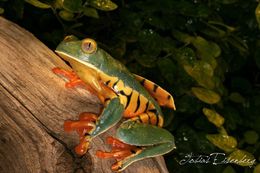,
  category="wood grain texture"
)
[0,17,170,173]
